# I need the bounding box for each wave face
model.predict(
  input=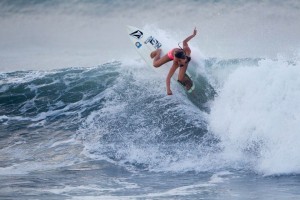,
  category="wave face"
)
[0,59,214,173]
